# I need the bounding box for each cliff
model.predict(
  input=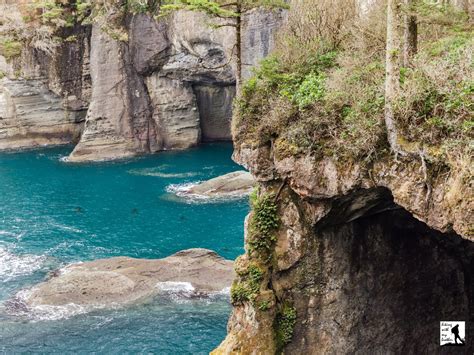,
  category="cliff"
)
[215,1,473,353]
[1,1,472,353]
[0,2,285,160]
[0,2,90,150]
